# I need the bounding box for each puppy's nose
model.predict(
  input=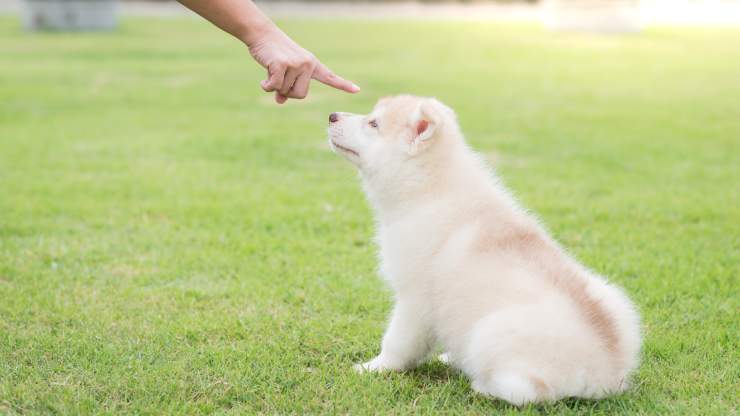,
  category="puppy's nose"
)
[329,112,339,123]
